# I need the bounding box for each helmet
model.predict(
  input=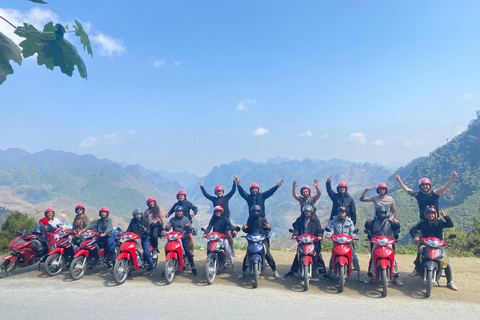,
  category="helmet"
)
[300,185,311,196]
[337,182,348,192]
[337,206,347,212]
[250,205,261,214]
[302,204,314,213]
[213,205,224,214]
[424,206,438,220]
[132,208,143,217]
[44,208,55,217]
[250,183,260,192]
[174,205,184,212]
[376,183,388,194]
[99,207,110,217]
[214,185,224,194]
[146,197,157,205]
[418,178,432,190]
[177,190,187,200]
[31,227,42,236]
[375,206,388,220]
